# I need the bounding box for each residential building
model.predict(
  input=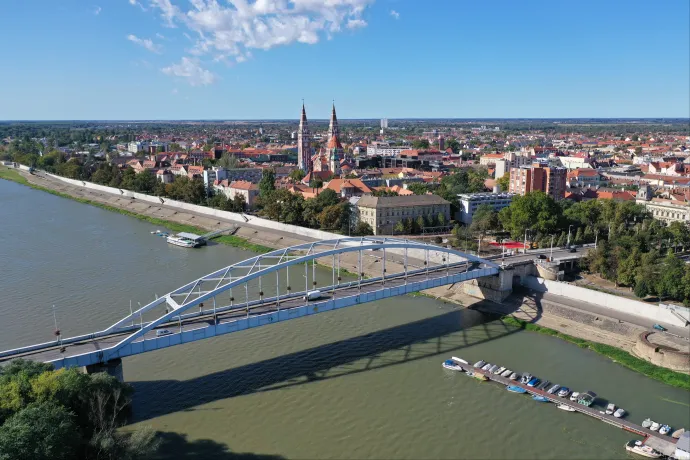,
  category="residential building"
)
[366,141,408,157]
[323,178,372,198]
[214,180,259,209]
[356,195,451,235]
[128,141,148,154]
[567,168,605,188]
[203,167,228,190]
[456,192,515,225]
[509,164,567,201]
